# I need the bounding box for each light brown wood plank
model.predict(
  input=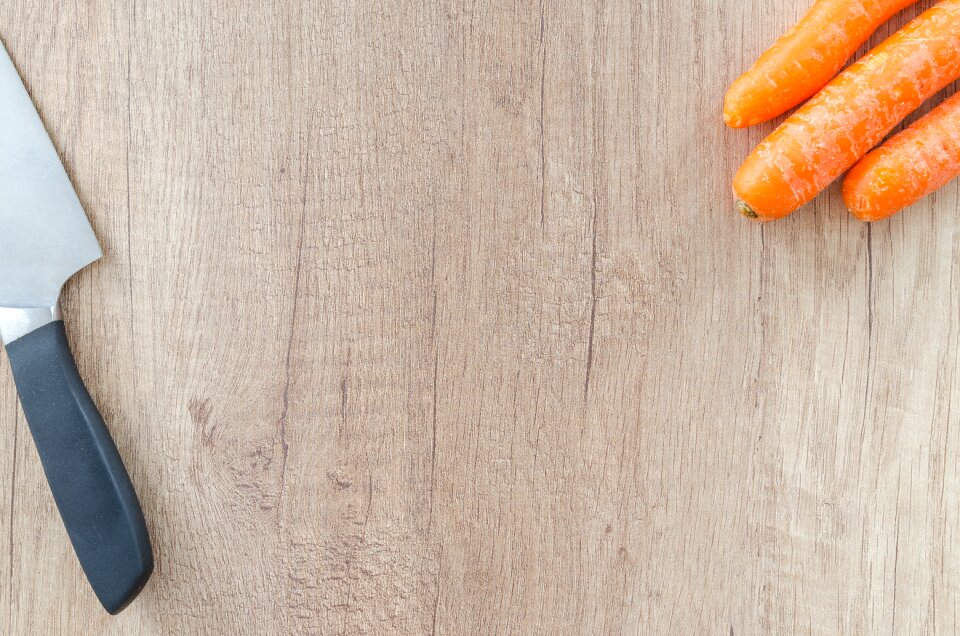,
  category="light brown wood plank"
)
[0,0,957,633]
